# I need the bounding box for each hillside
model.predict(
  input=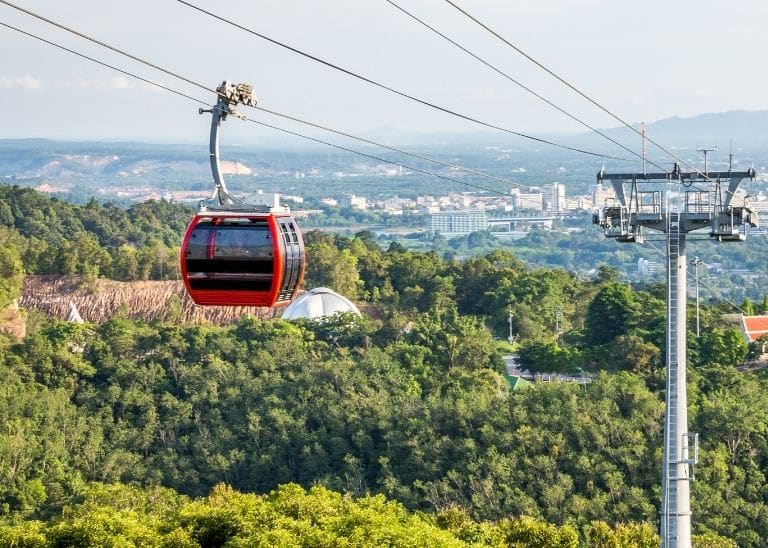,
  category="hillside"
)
[589,109,768,152]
